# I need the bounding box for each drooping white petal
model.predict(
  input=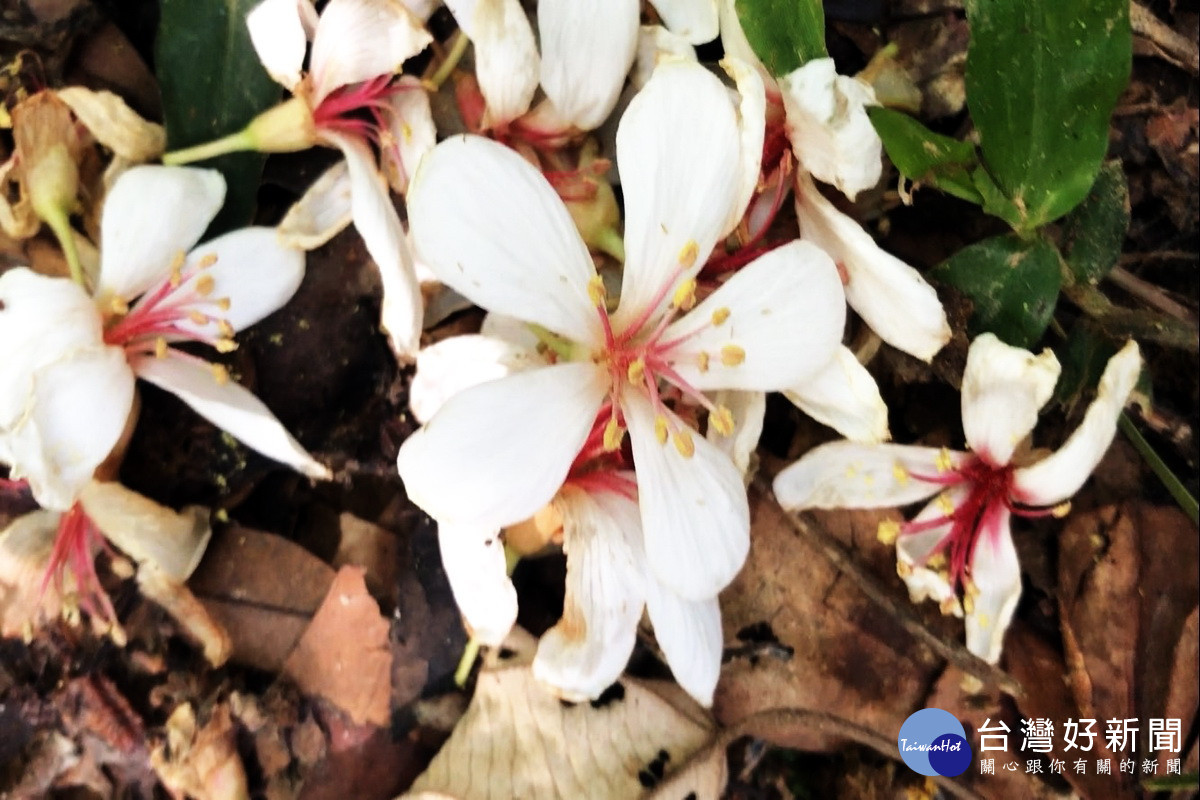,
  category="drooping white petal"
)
[715,0,764,73]
[793,171,950,362]
[1012,340,1141,506]
[278,161,353,250]
[169,227,305,338]
[380,78,436,194]
[964,509,1021,664]
[664,241,845,391]
[309,0,432,103]
[622,389,749,601]
[97,165,226,302]
[644,580,723,706]
[246,0,311,91]
[327,132,423,360]
[705,389,765,478]
[409,334,543,424]
[648,0,718,43]
[445,0,539,128]
[773,441,966,511]
[133,351,330,480]
[56,87,166,162]
[538,0,640,132]
[7,346,135,512]
[895,484,969,610]
[781,58,882,200]
[613,62,741,331]
[437,521,517,646]
[408,135,600,344]
[397,363,608,529]
[784,346,890,443]
[959,333,1060,467]
[533,487,645,701]
[720,57,767,238]
[632,25,696,90]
